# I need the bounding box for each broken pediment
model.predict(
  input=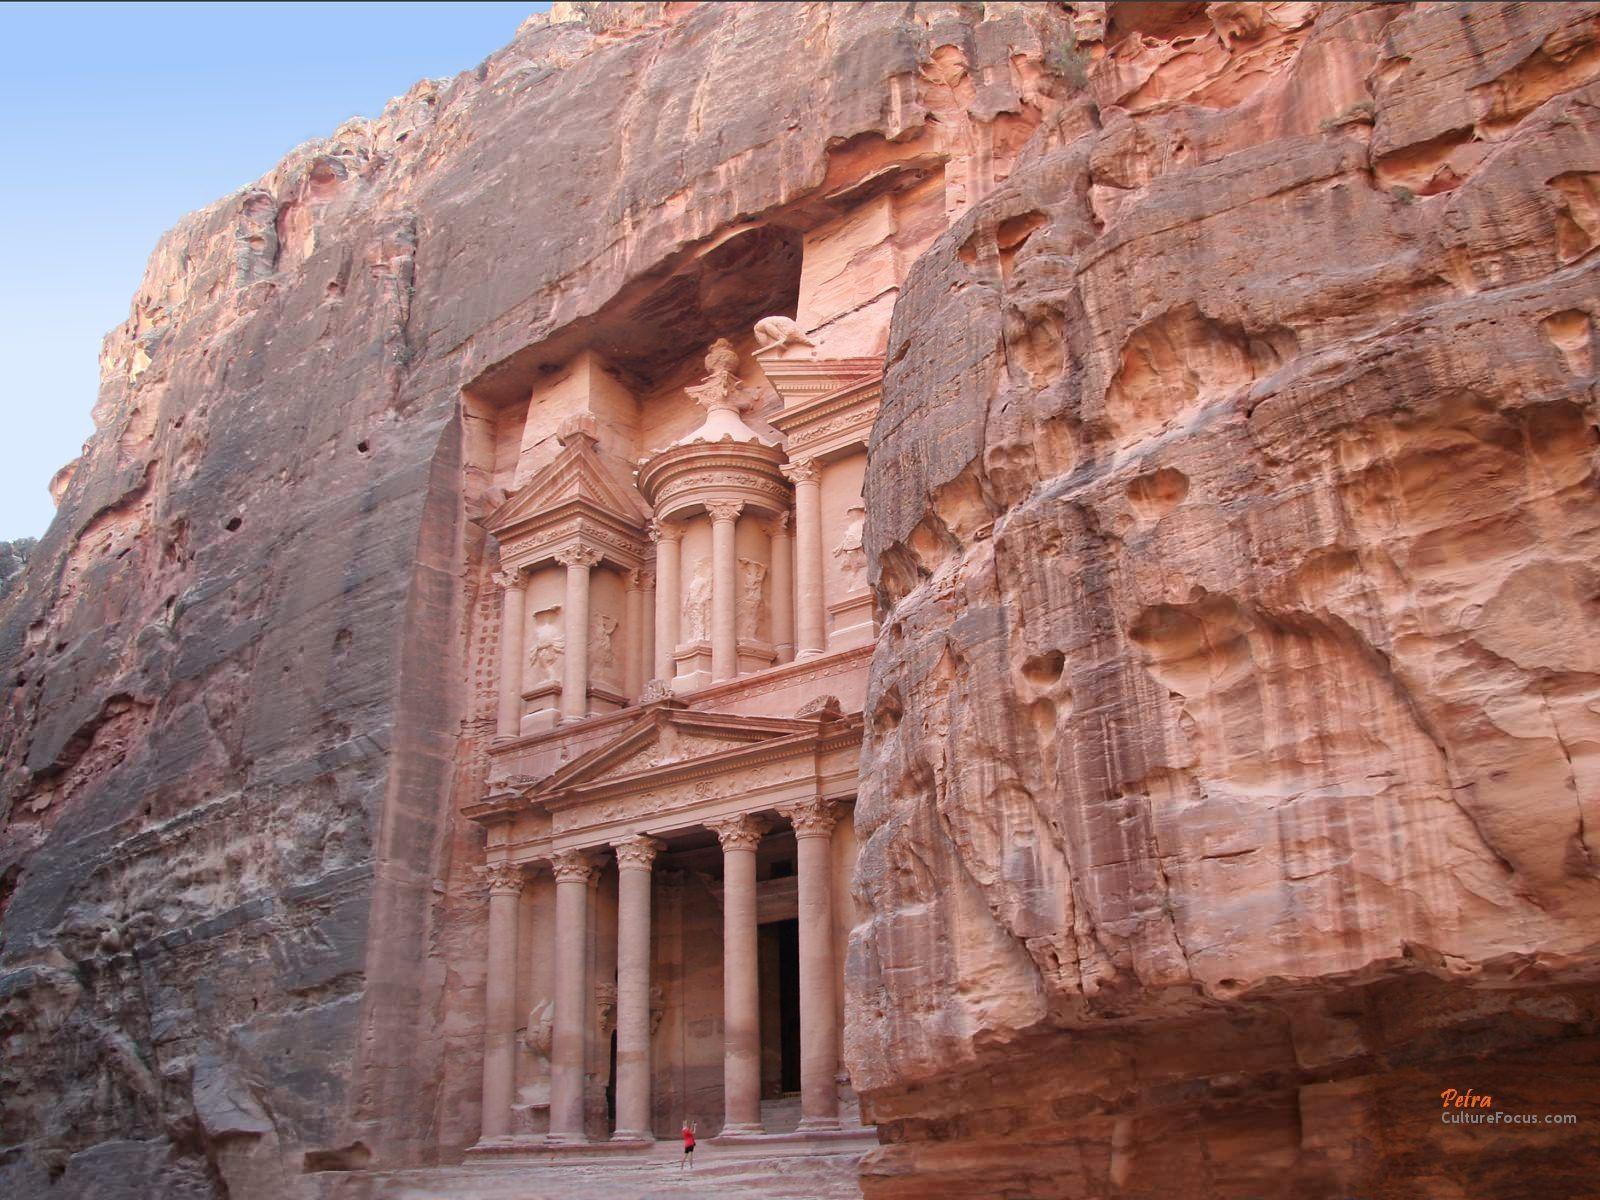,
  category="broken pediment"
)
[487,423,648,540]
